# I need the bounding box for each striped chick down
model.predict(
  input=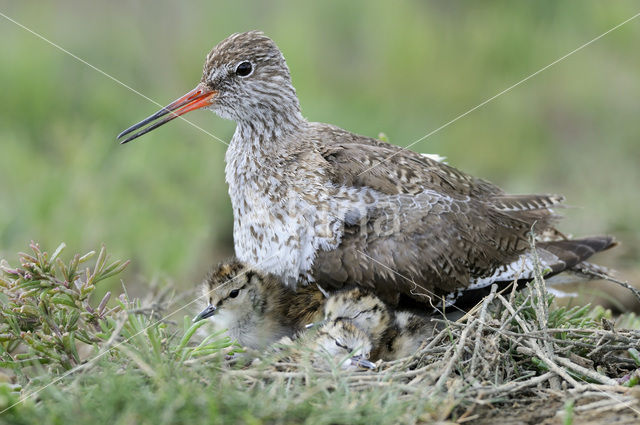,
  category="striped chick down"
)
[323,288,436,362]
